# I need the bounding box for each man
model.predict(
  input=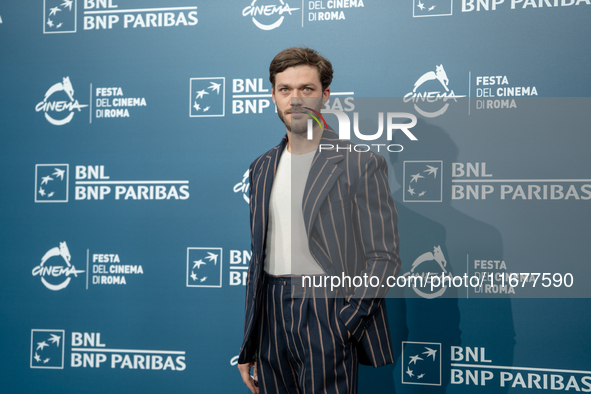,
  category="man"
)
[238,47,400,394]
